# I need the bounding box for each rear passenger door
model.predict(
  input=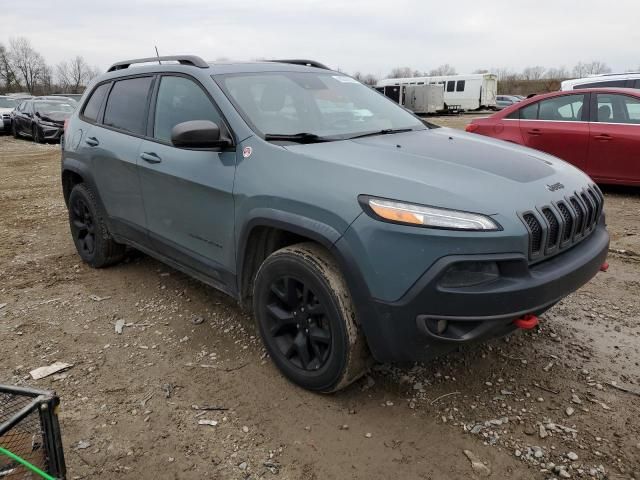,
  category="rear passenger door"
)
[84,76,154,243]
[518,94,590,171]
[137,74,237,282]
[587,92,640,184]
